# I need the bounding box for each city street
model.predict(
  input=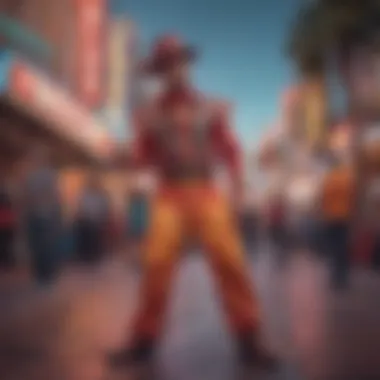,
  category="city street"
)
[0,248,380,380]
